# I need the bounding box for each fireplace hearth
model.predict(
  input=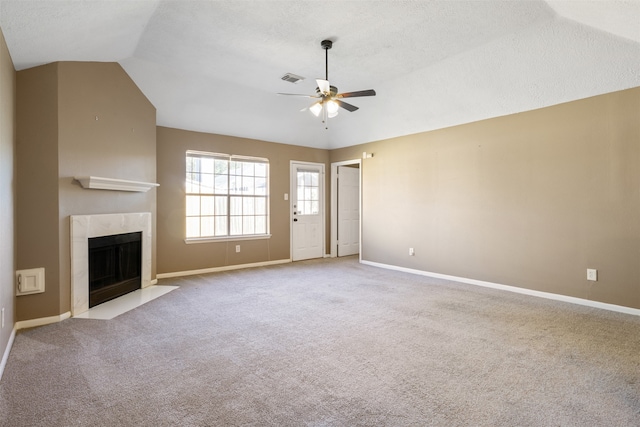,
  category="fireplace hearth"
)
[88,232,142,307]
